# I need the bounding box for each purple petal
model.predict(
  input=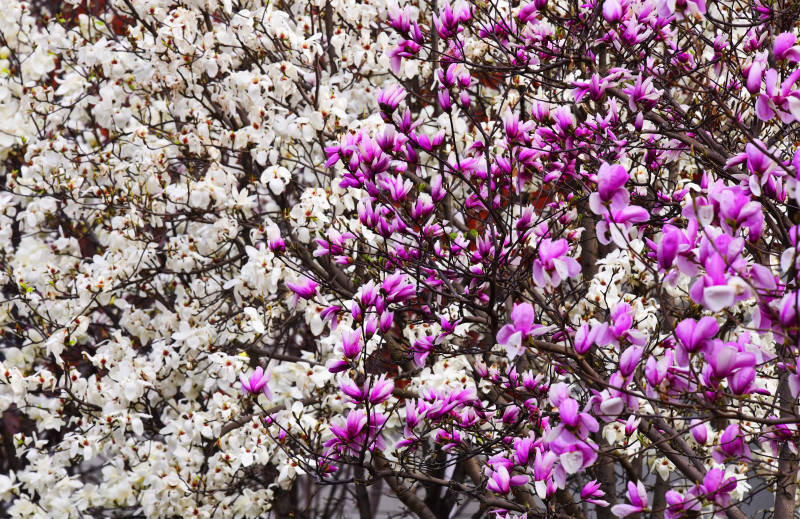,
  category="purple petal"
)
[775,32,797,60]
